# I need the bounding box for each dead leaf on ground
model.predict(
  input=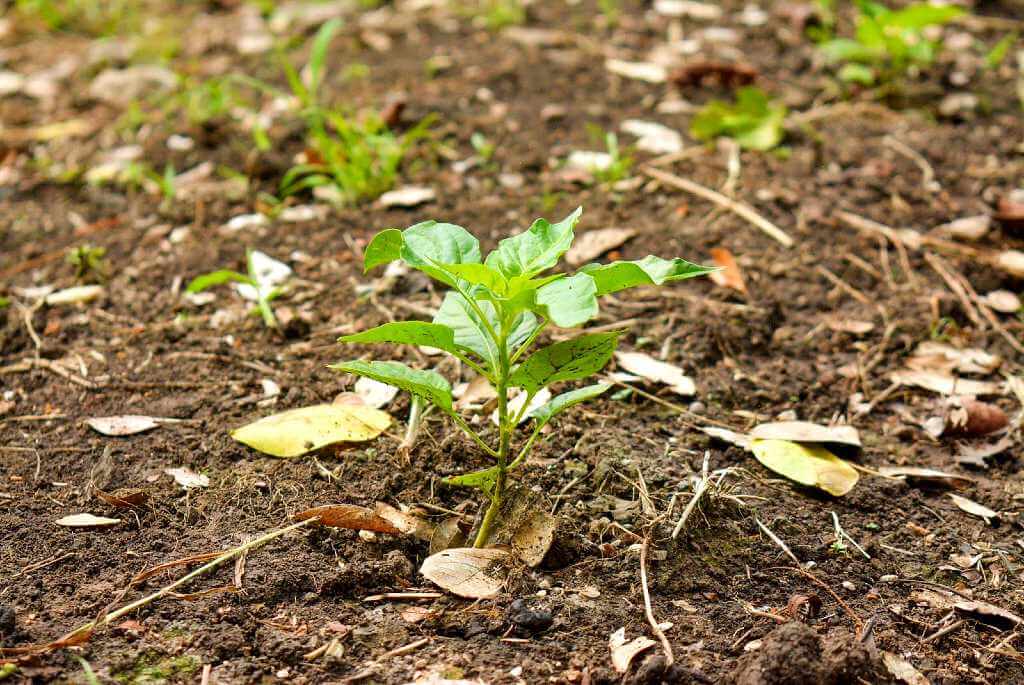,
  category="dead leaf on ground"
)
[908,342,1001,375]
[699,425,751,449]
[882,651,930,685]
[454,375,497,410]
[954,600,1023,628]
[353,377,399,409]
[94,488,150,508]
[605,59,666,83]
[981,290,1021,313]
[374,502,435,541]
[877,467,972,489]
[750,439,858,496]
[670,60,757,88]
[565,228,637,265]
[231,403,392,457]
[378,185,436,209]
[609,627,656,673]
[420,547,510,599]
[824,317,874,335]
[429,516,468,555]
[620,120,683,154]
[994,250,1024,278]
[708,247,748,295]
[164,467,209,489]
[891,370,1003,397]
[86,415,161,436]
[294,504,403,535]
[44,285,104,305]
[614,351,695,396]
[56,513,121,528]
[943,397,1008,436]
[480,487,557,567]
[955,435,1015,468]
[749,421,861,451]
[948,493,998,523]
[933,215,990,242]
